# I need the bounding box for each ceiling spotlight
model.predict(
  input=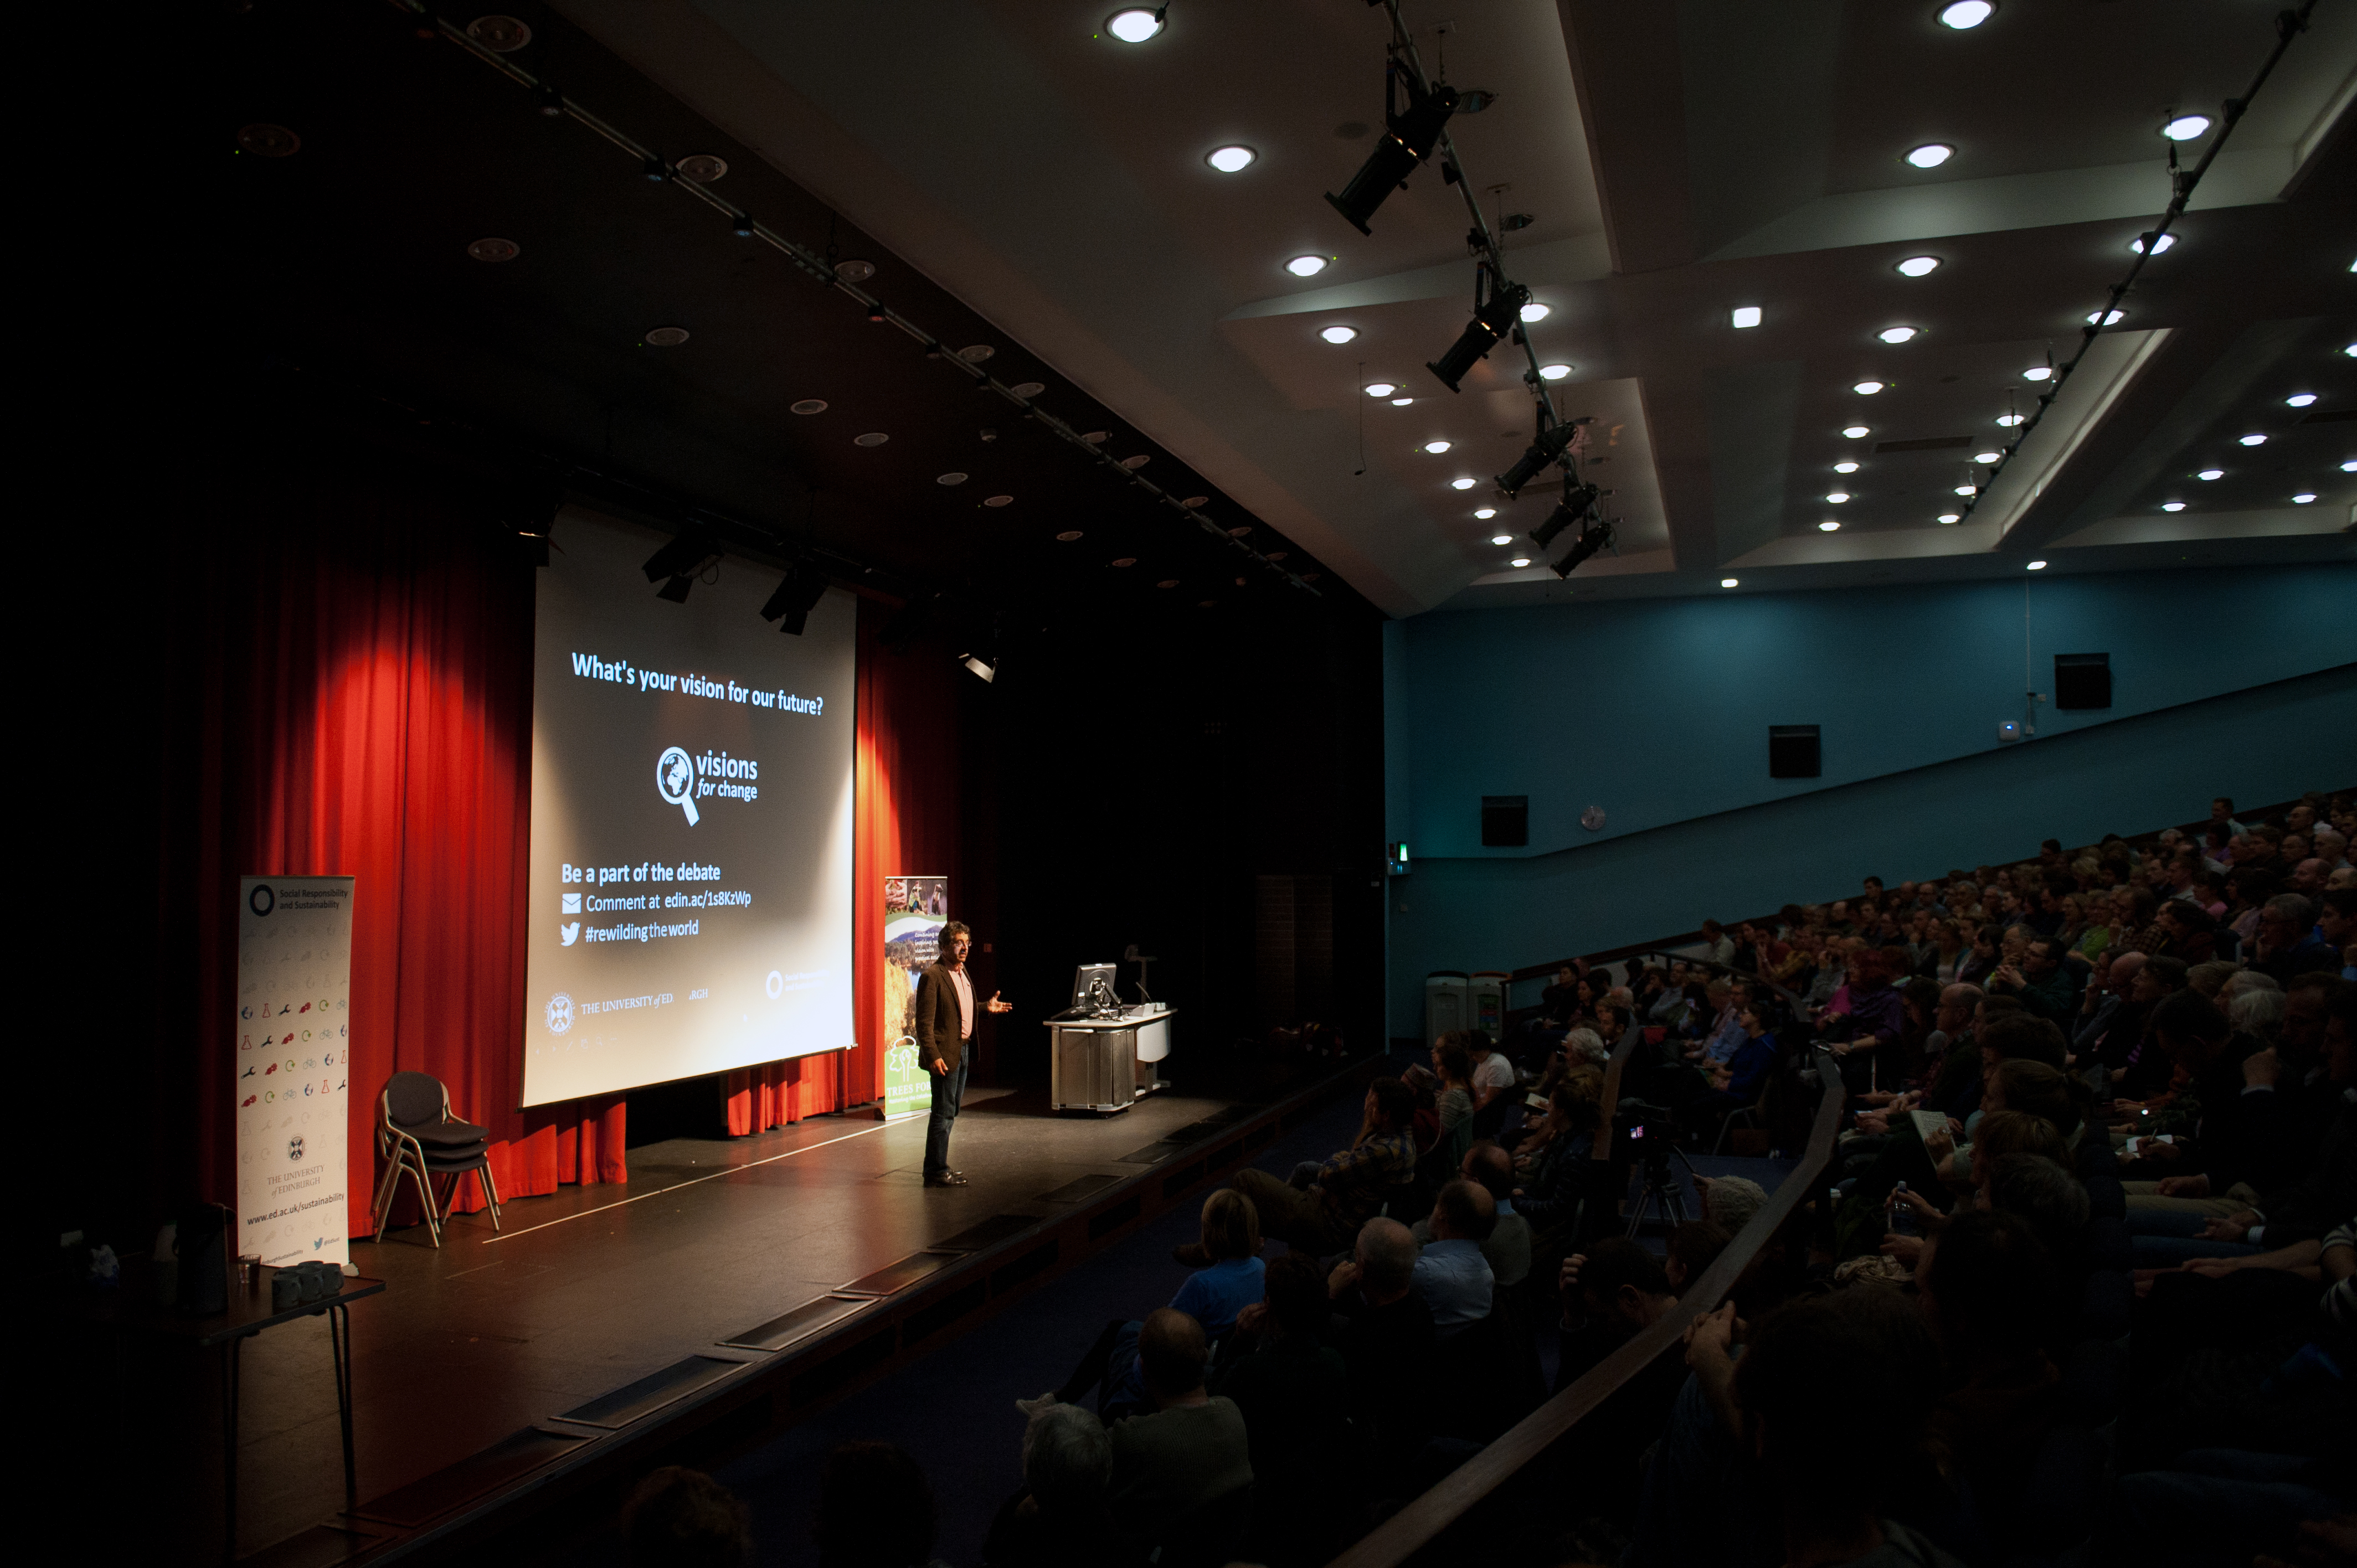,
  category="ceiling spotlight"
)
[730,213,756,238]
[1320,325,1358,344]
[1510,555,1533,569]
[2292,492,2318,504]
[1105,7,1165,43]
[2196,468,2225,481]
[760,563,830,636]
[1538,363,1572,381]
[1937,513,1961,524]
[1973,450,2001,463]
[960,653,996,683]
[2161,114,2212,141]
[1819,520,1841,532]
[1895,256,1942,277]
[1365,381,1398,398]
[2345,343,2356,358]
[1519,301,1551,324]
[1826,491,1851,503]
[2023,367,2053,381]
[1475,507,1498,520]
[1905,143,1954,169]
[1495,416,1587,497]
[2238,434,2267,446]
[1955,484,1978,496]
[642,528,716,601]
[2129,232,2176,255]
[1490,533,1513,545]
[2160,501,2186,513]
[1451,477,1477,491]
[1423,440,1452,454]
[2285,393,2317,408]
[644,326,690,347]
[1720,577,1740,588]
[1996,413,2025,426]
[1530,482,1602,549]
[1326,64,1458,234]
[2343,461,2357,473]
[1428,277,1531,391]
[466,237,519,263]
[1391,397,1413,406]
[1854,381,1886,395]
[1834,461,1860,474]
[2087,308,2127,326]
[2026,559,2047,570]
[1878,326,1920,344]
[1938,1,1994,28]
[1205,145,1257,173]
[1843,425,1870,439]
[1550,517,1615,577]
[1286,254,1330,277]
[1731,306,1763,329]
